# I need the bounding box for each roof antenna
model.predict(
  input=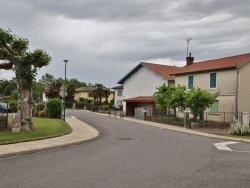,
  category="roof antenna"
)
[187,38,192,57]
